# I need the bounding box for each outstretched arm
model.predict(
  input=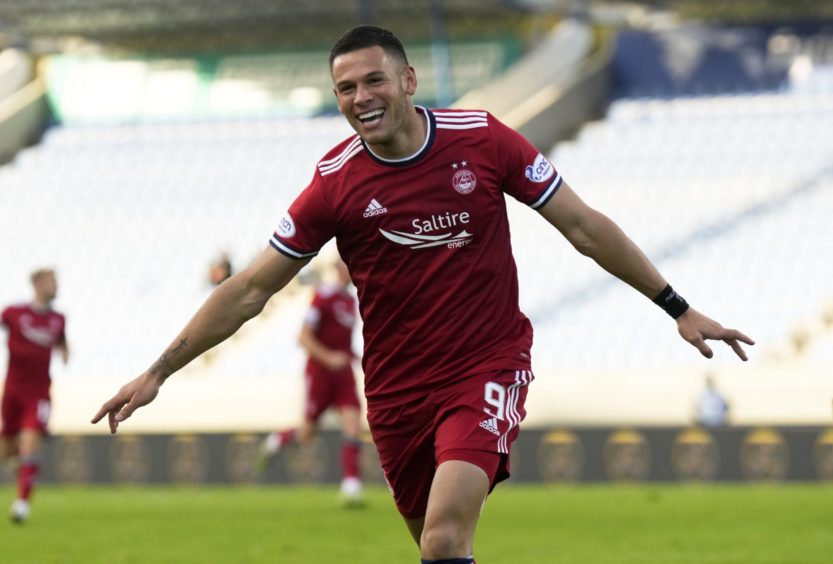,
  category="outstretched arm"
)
[91,247,309,433]
[538,181,754,360]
